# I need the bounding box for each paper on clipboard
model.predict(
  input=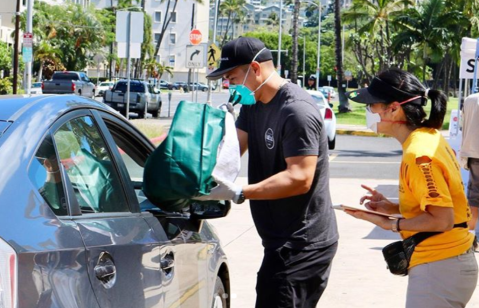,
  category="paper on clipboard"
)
[332,204,402,219]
